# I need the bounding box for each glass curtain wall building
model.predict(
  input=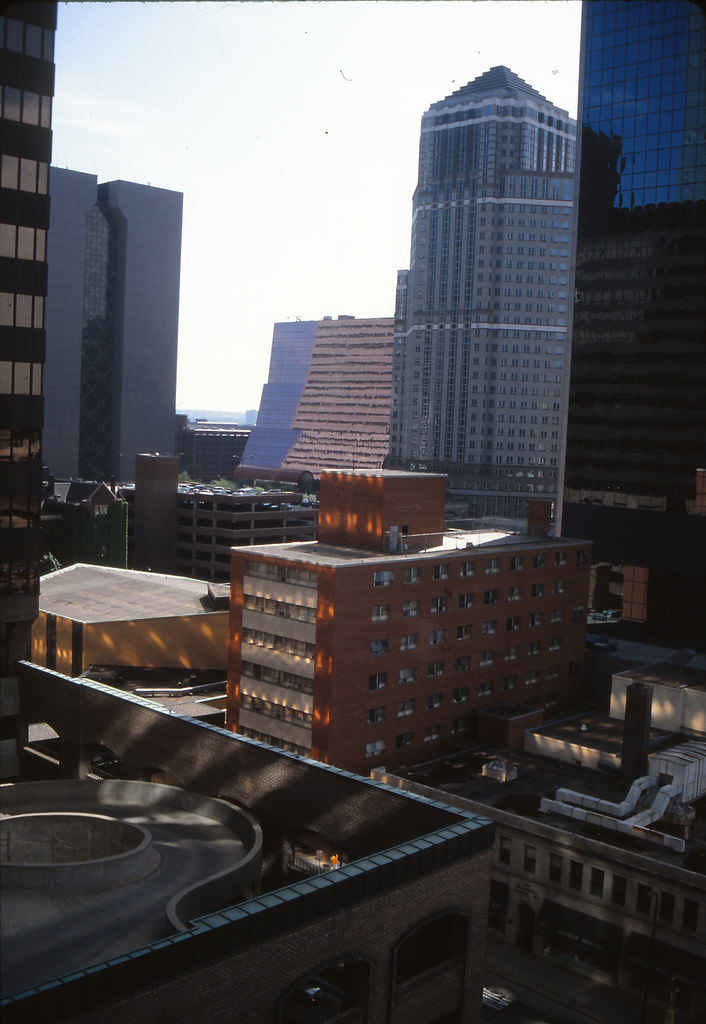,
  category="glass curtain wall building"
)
[240,319,319,472]
[0,3,56,679]
[561,1,706,638]
[388,67,576,522]
[44,170,183,483]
